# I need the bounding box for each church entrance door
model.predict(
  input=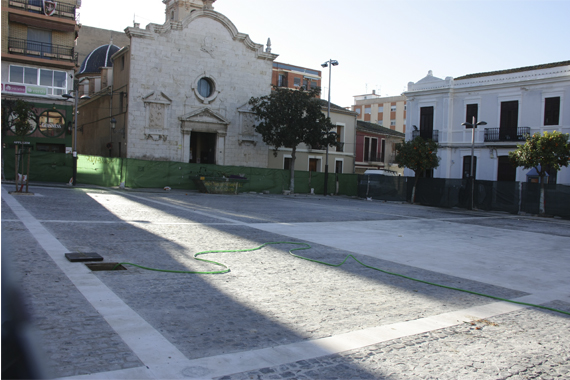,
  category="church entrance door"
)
[190,131,217,164]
